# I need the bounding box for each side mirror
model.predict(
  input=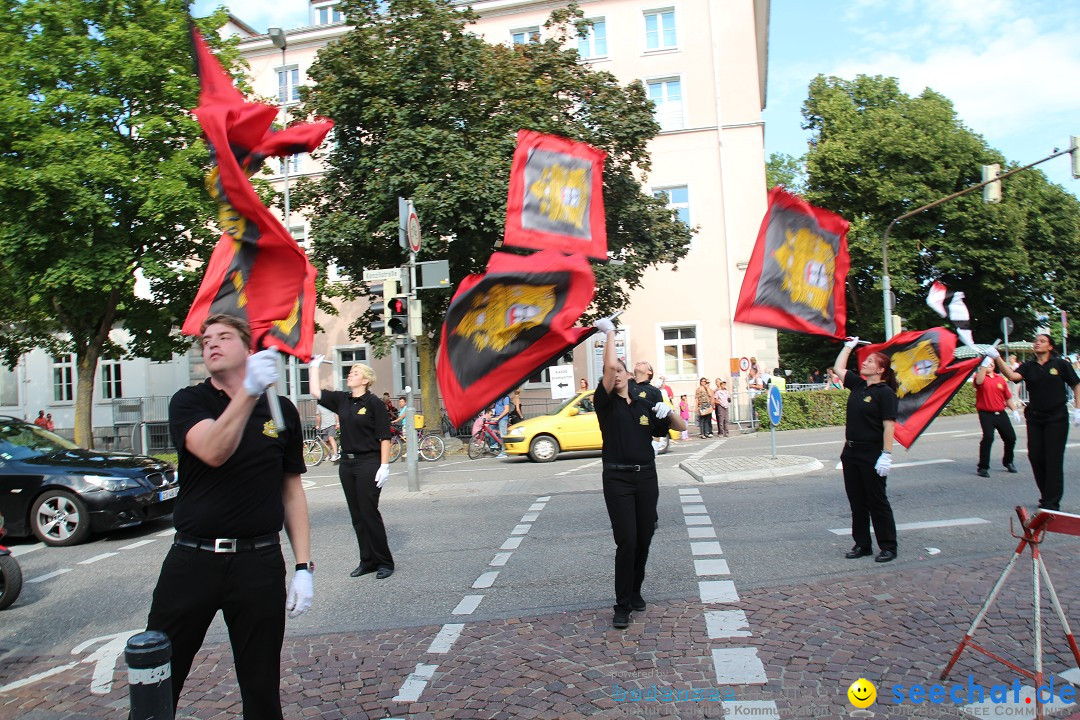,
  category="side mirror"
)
[567,407,579,417]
